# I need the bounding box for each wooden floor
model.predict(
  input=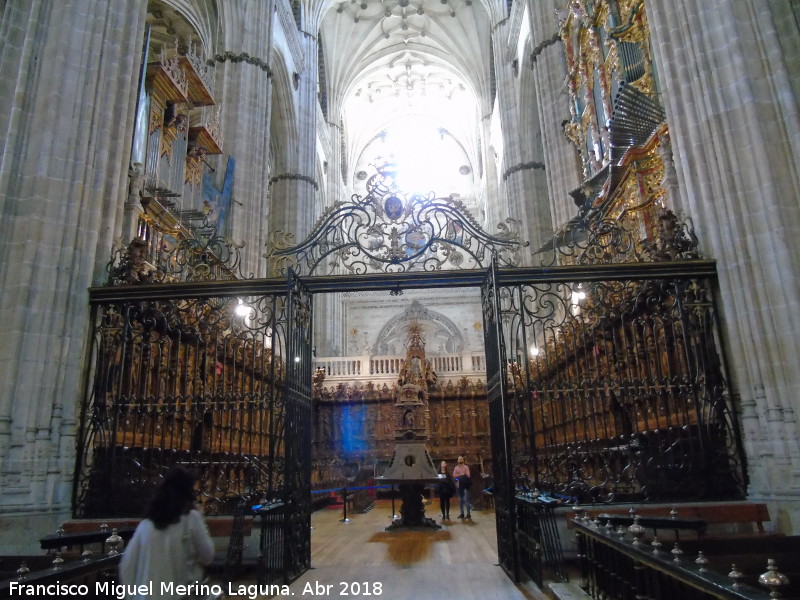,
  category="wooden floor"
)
[262,499,549,600]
